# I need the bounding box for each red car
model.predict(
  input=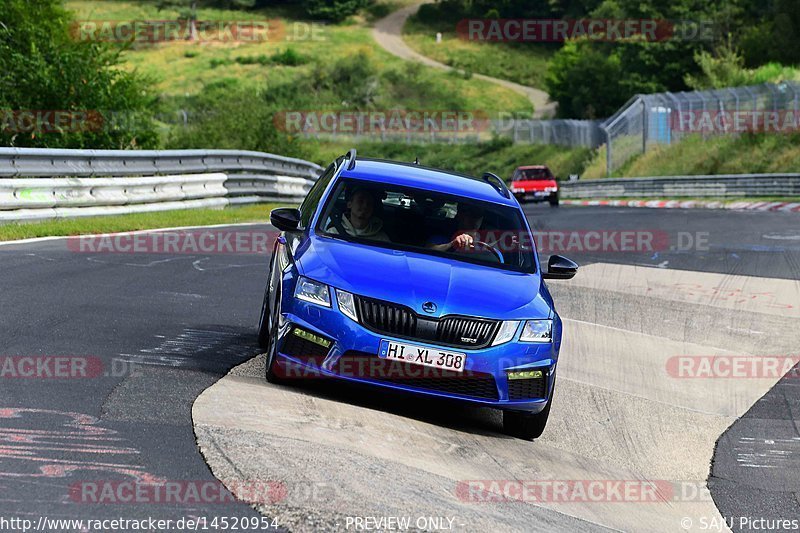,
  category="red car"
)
[510,165,559,206]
